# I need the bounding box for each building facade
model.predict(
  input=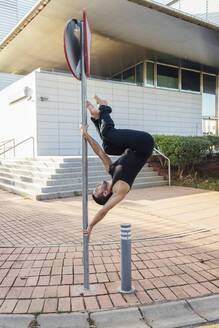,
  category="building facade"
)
[0,68,204,156]
[0,0,218,158]
[112,59,218,136]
